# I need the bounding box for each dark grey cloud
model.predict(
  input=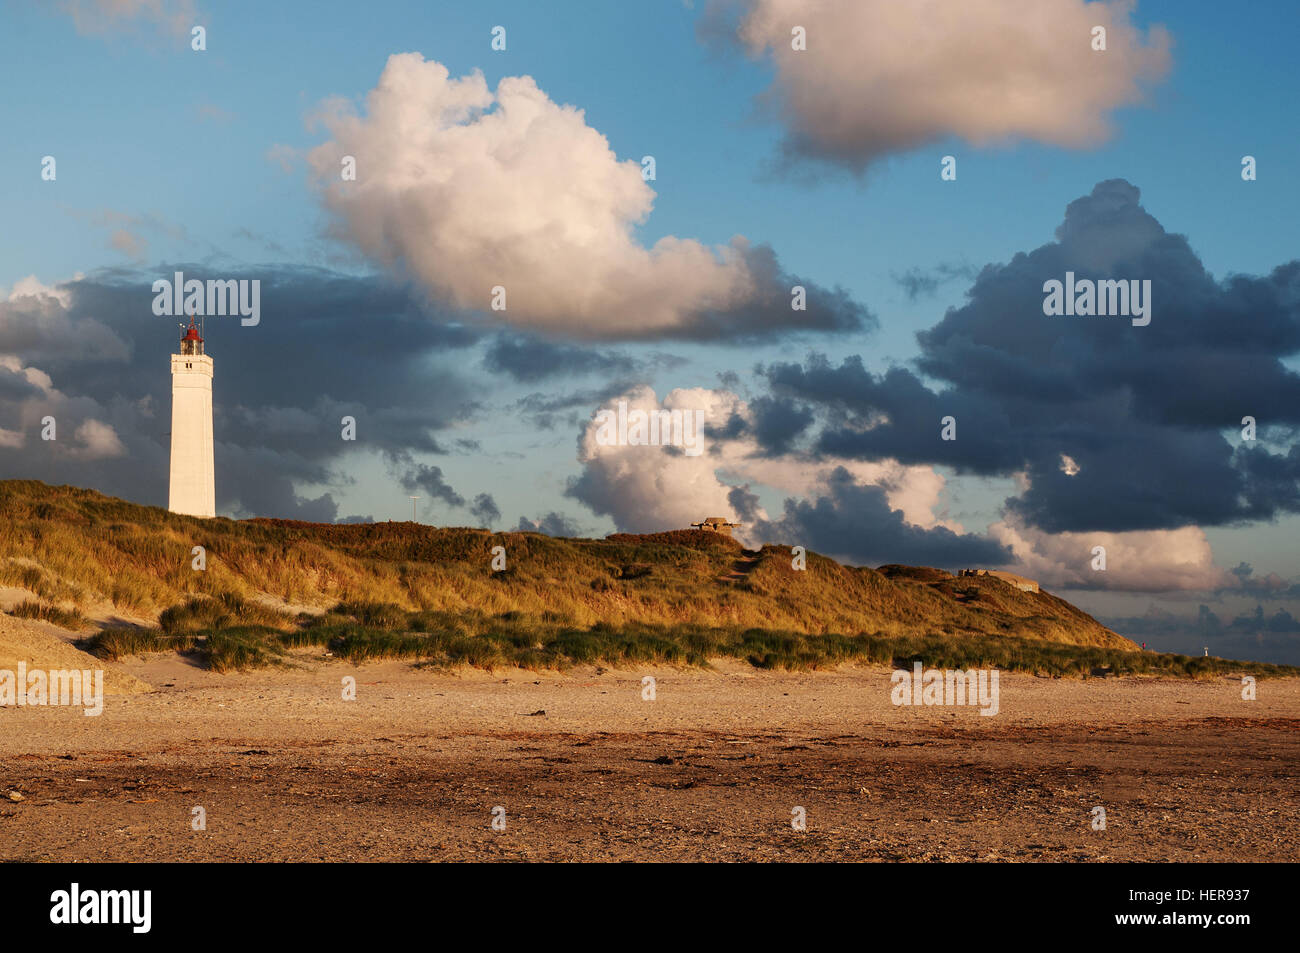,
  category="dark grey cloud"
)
[482,334,640,384]
[390,453,466,511]
[758,181,1300,534]
[1231,606,1300,634]
[722,395,813,456]
[673,242,876,342]
[54,265,481,422]
[470,492,501,526]
[220,444,340,523]
[0,289,130,364]
[0,265,483,520]
[731,469,1011,569]
[1212,563,1300,600]
[764,356,1024,474]
[514,379,645,432]
[892,263,979,301]
[515,512,583,537]
[1105,603,1300,665]
[0,363,43,401]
